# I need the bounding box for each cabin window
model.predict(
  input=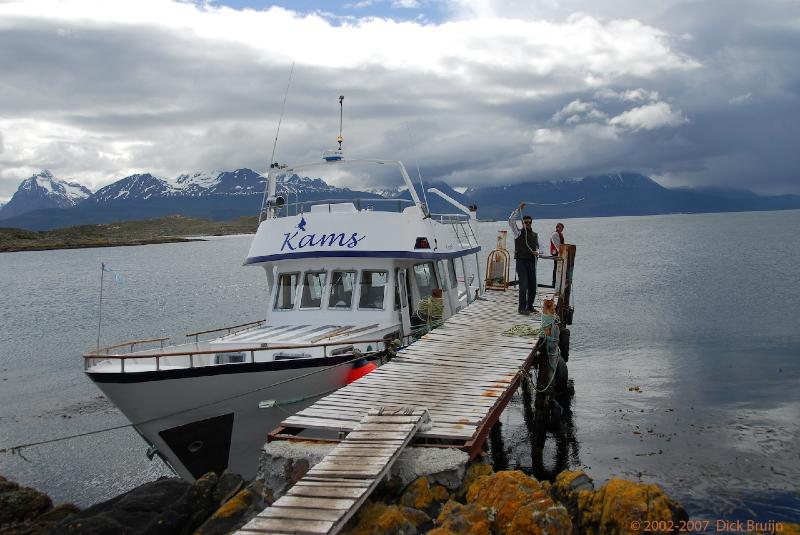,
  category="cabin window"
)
[395,268,411,312]
[454,258,468,299]
[358,270,388,310]
[413,262,439,298]
[274,272,299,310]
[300,271,327,309]
[436,261,448,292]
[329,270,356,309]
[447,259,458,290]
